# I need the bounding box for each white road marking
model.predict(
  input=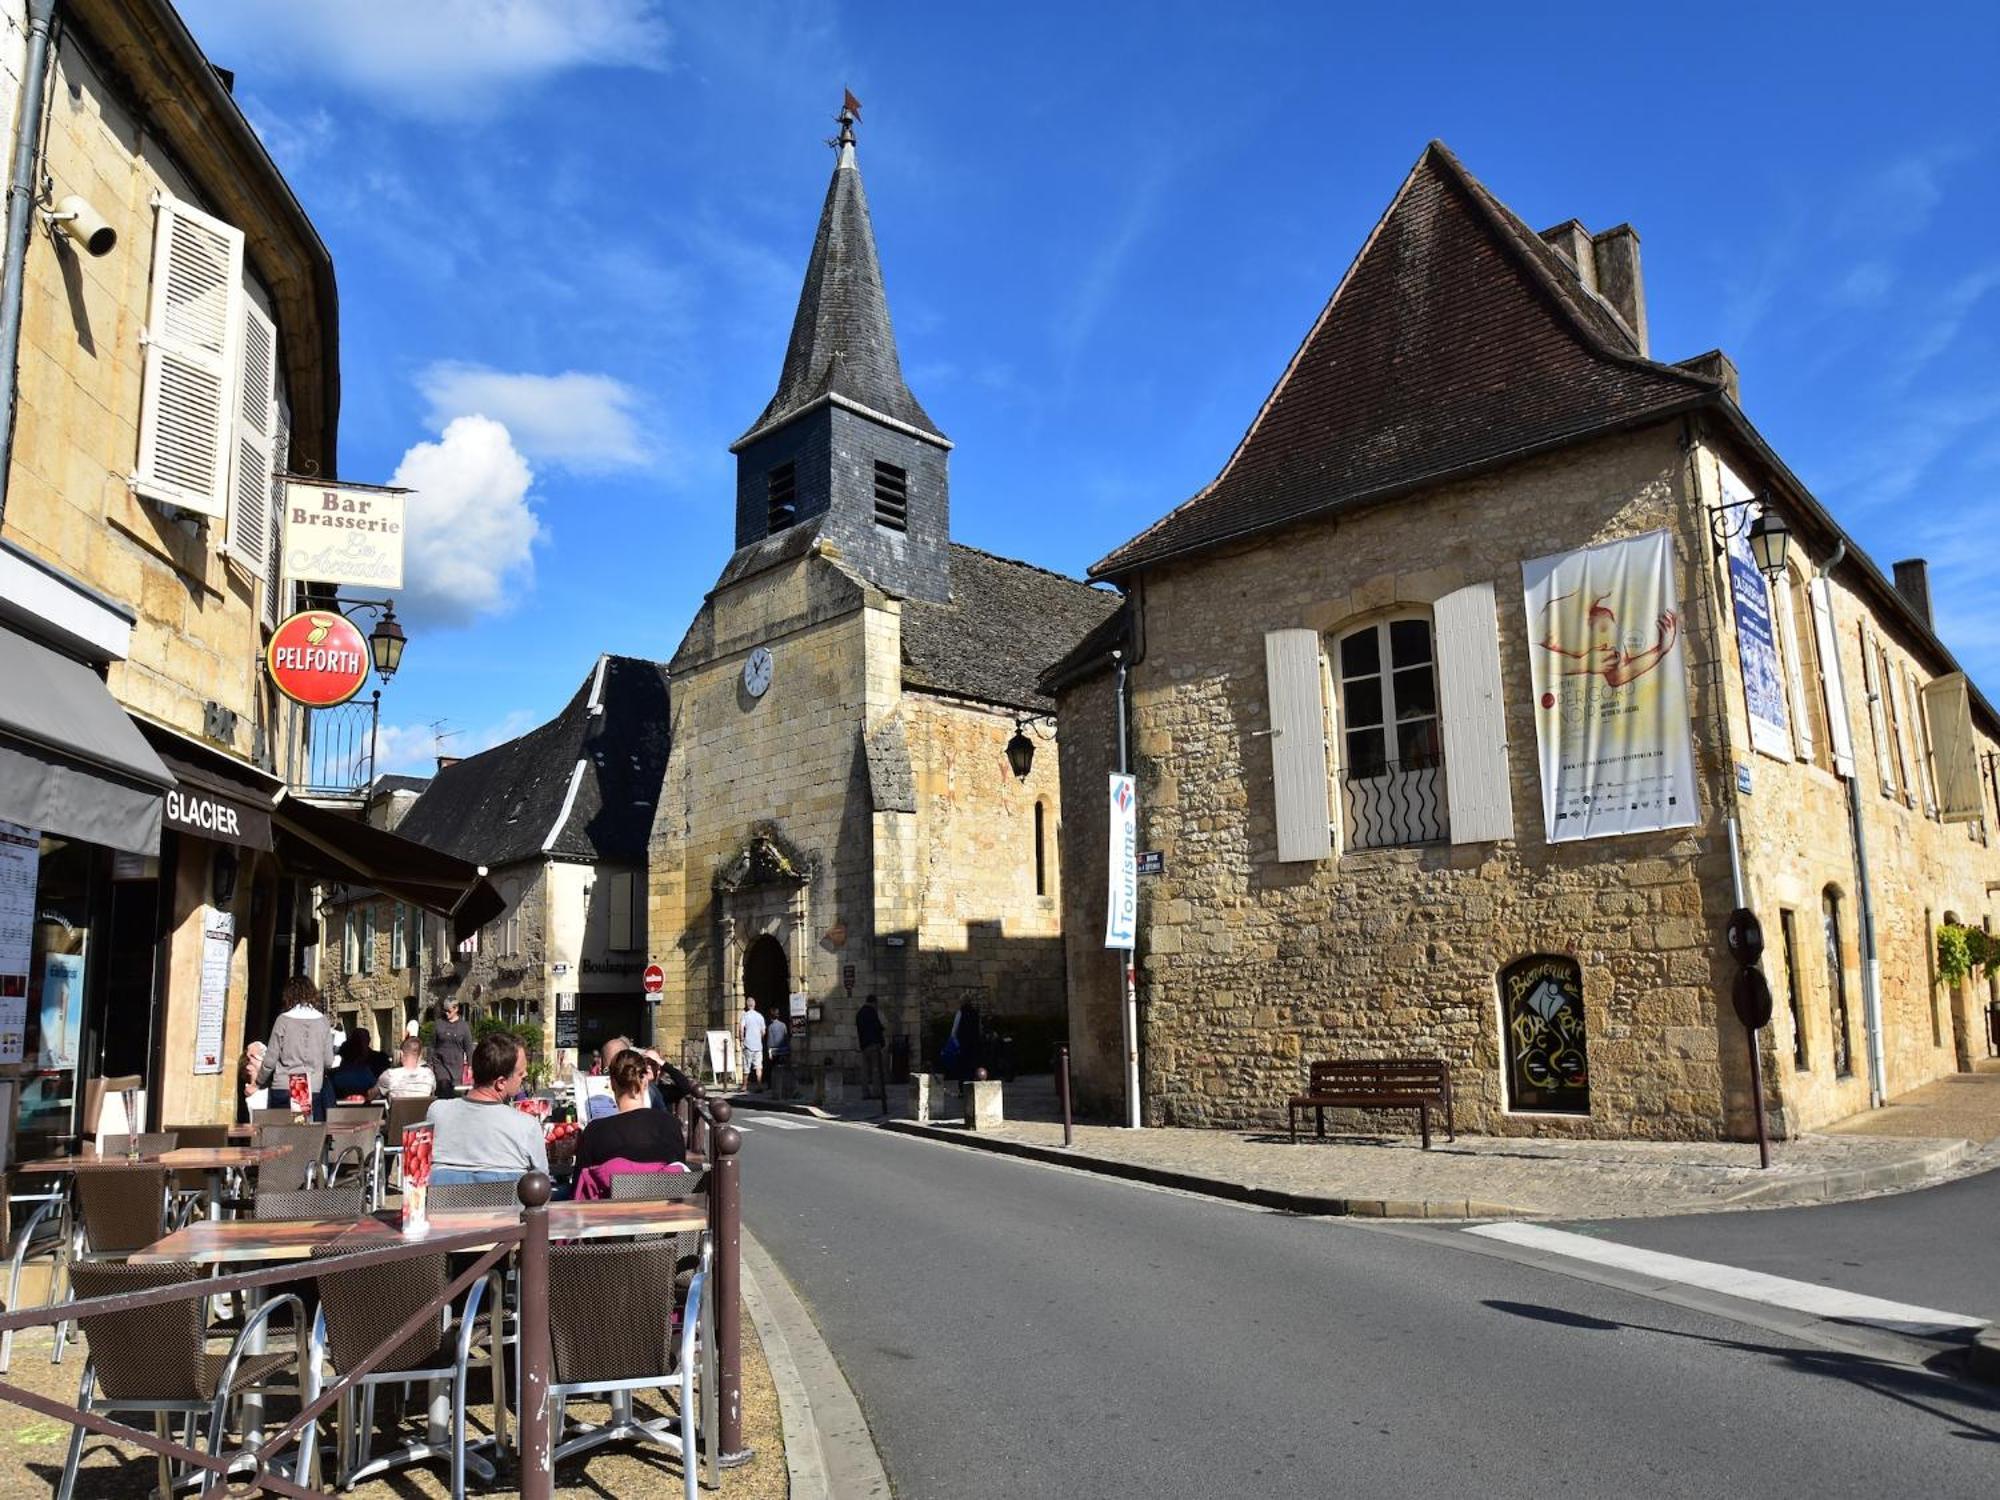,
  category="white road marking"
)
[752,1115,819,1131]
[1467,1222,1988,1338]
